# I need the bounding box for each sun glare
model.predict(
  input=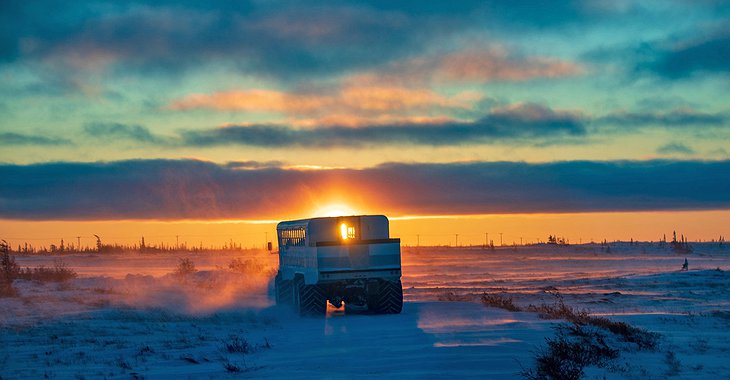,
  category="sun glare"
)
[314,203,360,217]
